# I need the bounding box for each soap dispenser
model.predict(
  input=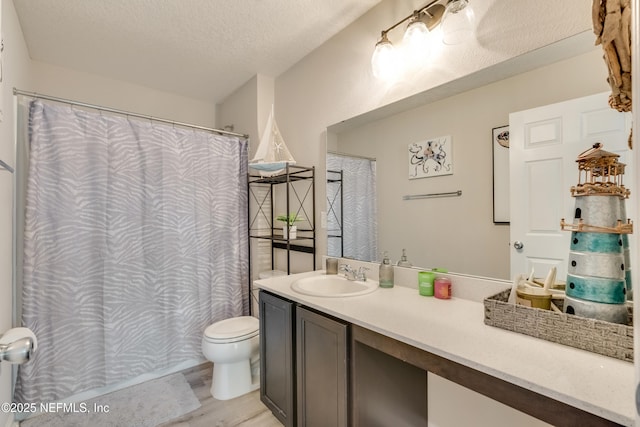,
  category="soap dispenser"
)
[379,252,394,288]
[397,249,412,267]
